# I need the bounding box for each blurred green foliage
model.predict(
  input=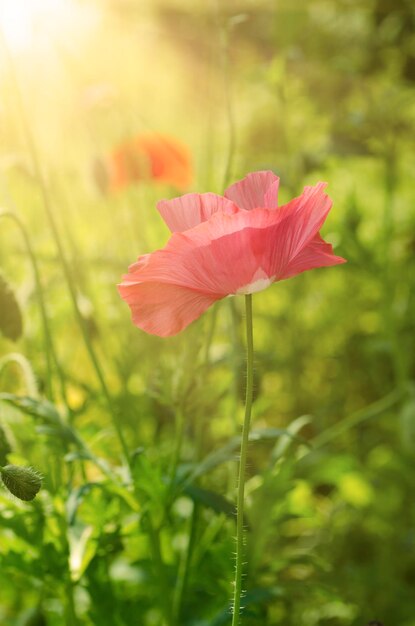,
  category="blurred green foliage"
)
[1,0,415,625]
